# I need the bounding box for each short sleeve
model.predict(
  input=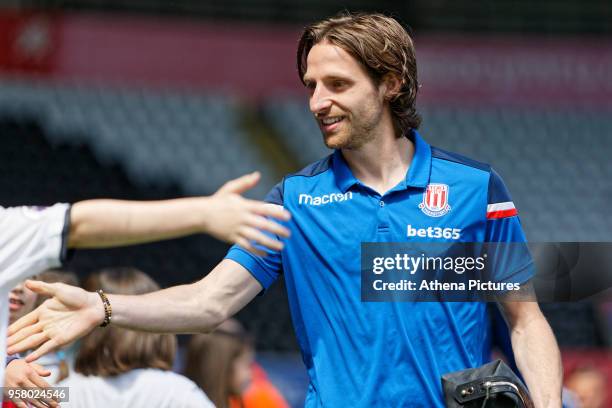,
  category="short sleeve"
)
[0,204,71,290]
[485,169,524,242]
[484,170,534,284]
[224,181,286,293]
